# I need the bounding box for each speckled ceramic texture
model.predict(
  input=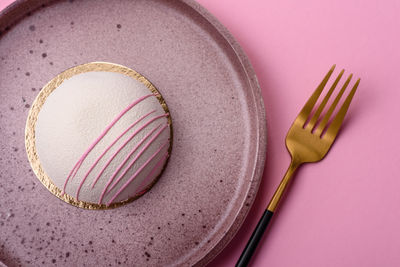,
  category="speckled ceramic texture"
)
[0,0,266,266]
